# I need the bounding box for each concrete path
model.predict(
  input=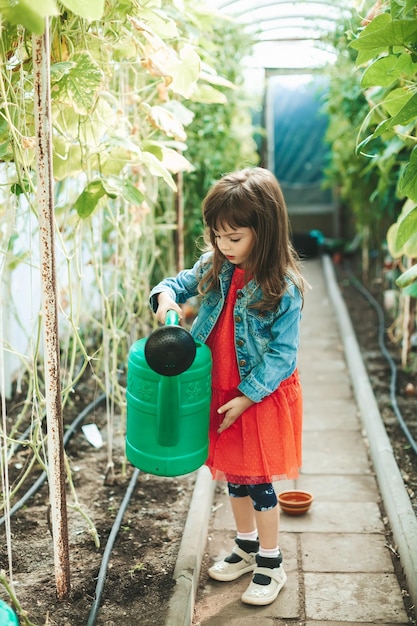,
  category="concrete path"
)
[167,257,415,626]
